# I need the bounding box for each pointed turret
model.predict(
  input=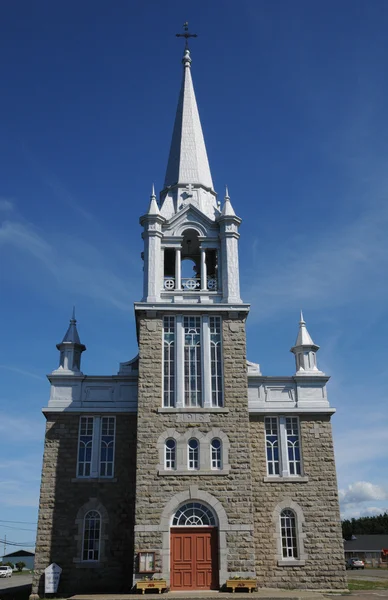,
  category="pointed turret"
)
[147,184,160,215]
[221,186,236,216]
[291,312,323,375]
[160,47,219,220]
[53,308,86,374]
